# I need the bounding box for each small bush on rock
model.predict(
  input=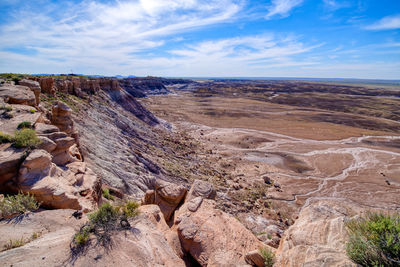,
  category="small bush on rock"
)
[0,131,13,144]
[72,201,140,249]
[17,121,32,129]
[346,212,400,266]
[13,129,41,148]
[102,188,114,200]
[259,247,275,267]
[3,237,26,250]
[121,201,140,218]
[0,192,40,219]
